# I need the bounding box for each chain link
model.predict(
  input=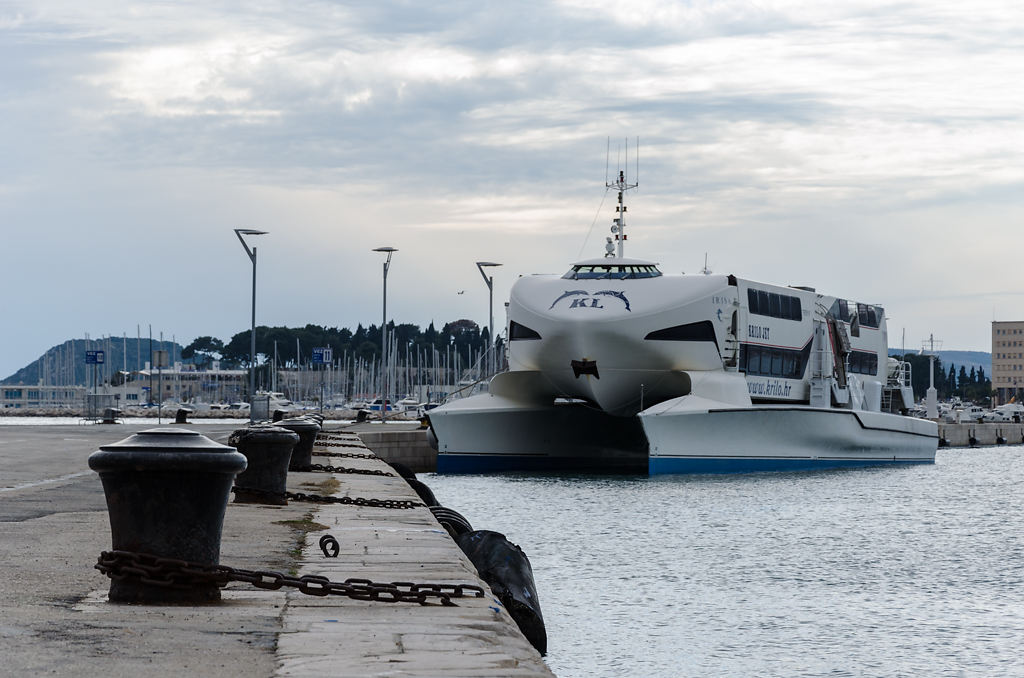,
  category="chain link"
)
[314,440,366,448]
[95,551,484,606]
[298,463,394,477]
[312,447,378,458]
[319,534,340,558]
[232,486,423,509]
[313,436,362,446]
